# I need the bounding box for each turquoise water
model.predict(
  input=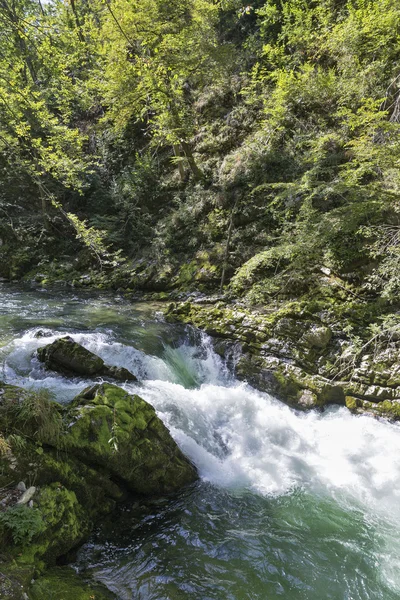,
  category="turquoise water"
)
[1,283,400,600]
